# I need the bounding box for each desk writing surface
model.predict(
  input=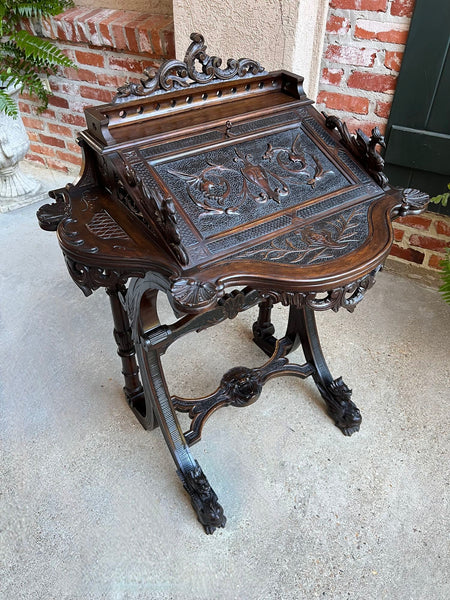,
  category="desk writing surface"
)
[114,108,383,271]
